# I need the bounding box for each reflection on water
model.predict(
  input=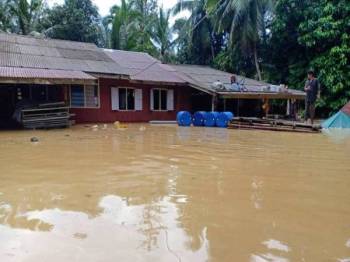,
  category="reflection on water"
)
[0,124,349,261]
[322,128,350,143]
[0,195,208,262]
